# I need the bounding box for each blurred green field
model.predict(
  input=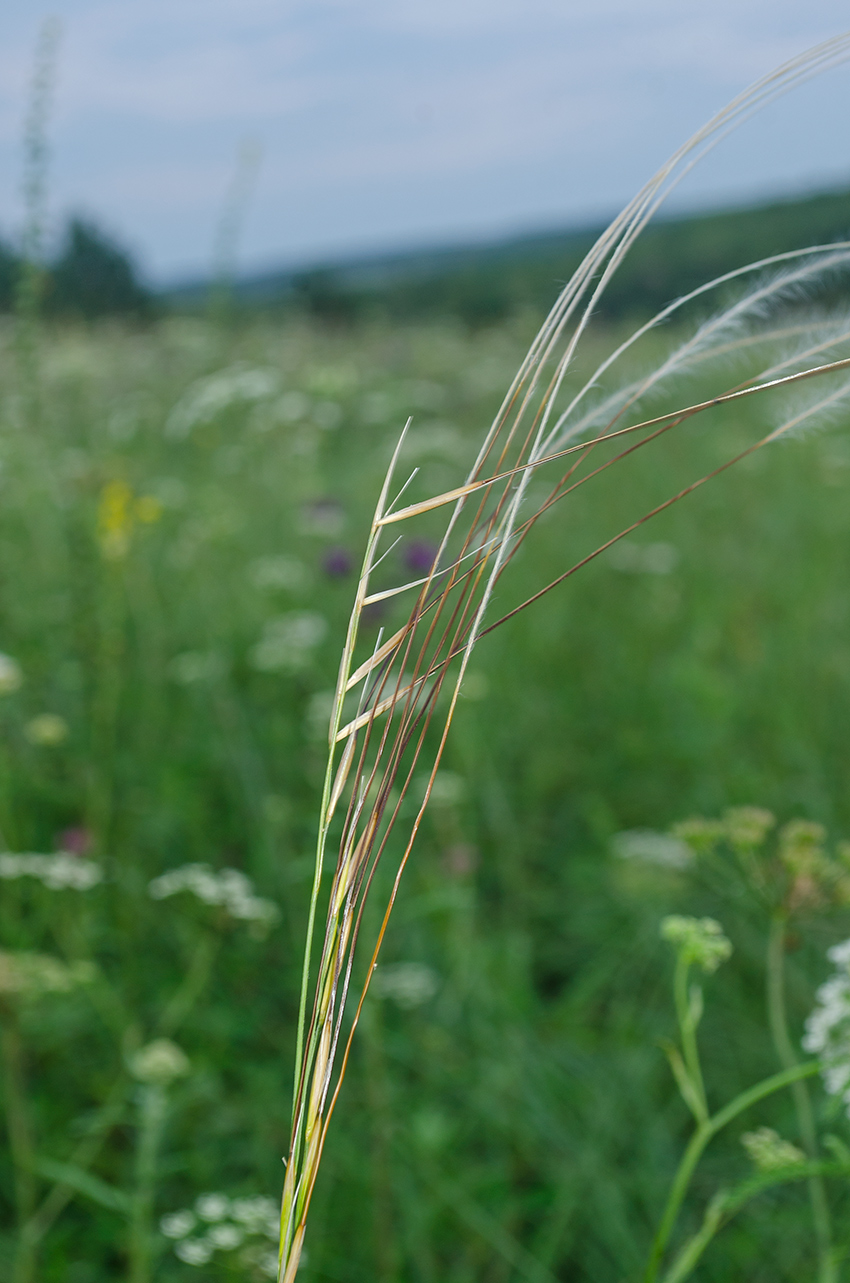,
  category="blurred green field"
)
[2,309,850,1281]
